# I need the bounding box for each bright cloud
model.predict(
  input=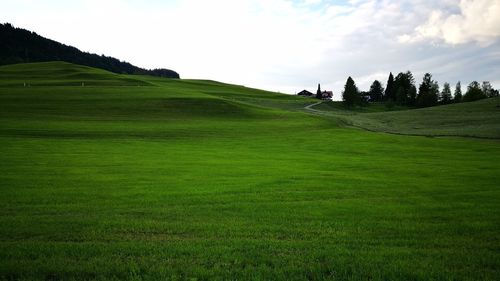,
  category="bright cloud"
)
[0,0,499,99]
[400,0,500,45]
